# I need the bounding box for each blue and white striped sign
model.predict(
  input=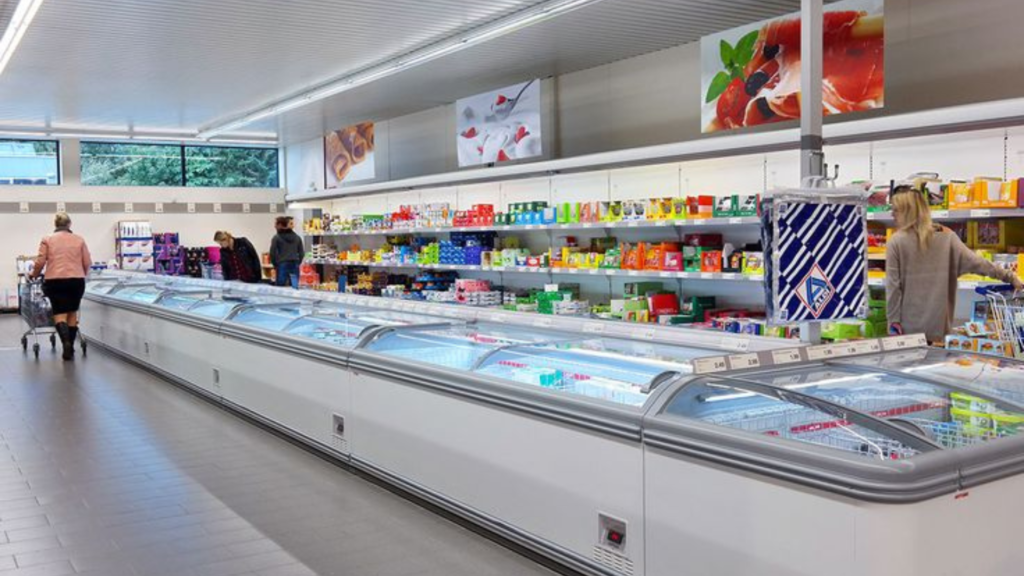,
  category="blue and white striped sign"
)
[769,201,867,322]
